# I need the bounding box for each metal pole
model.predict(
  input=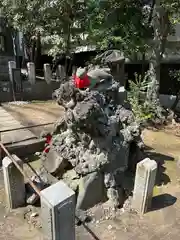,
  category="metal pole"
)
[0,122,54,133]
[0,142,40,195]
